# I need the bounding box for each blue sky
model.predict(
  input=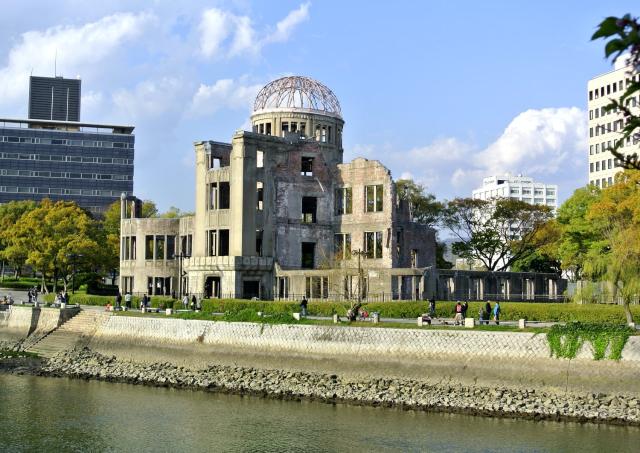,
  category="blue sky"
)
[0,0,636,211]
